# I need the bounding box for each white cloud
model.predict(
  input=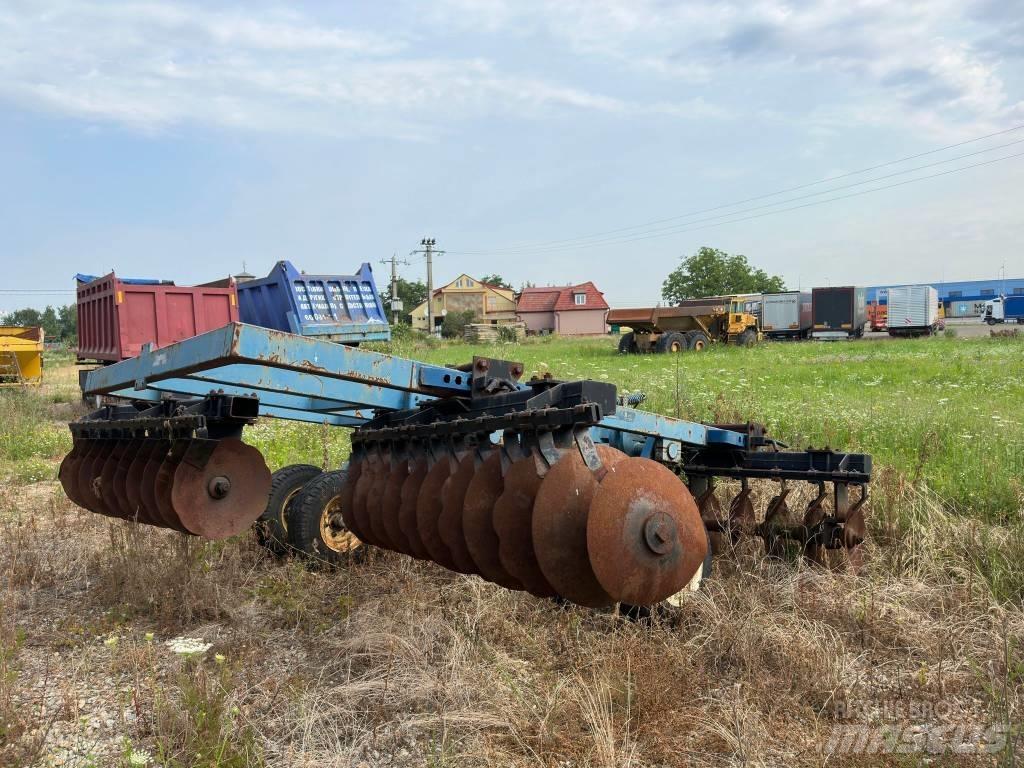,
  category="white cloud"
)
[0,1,629,137]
